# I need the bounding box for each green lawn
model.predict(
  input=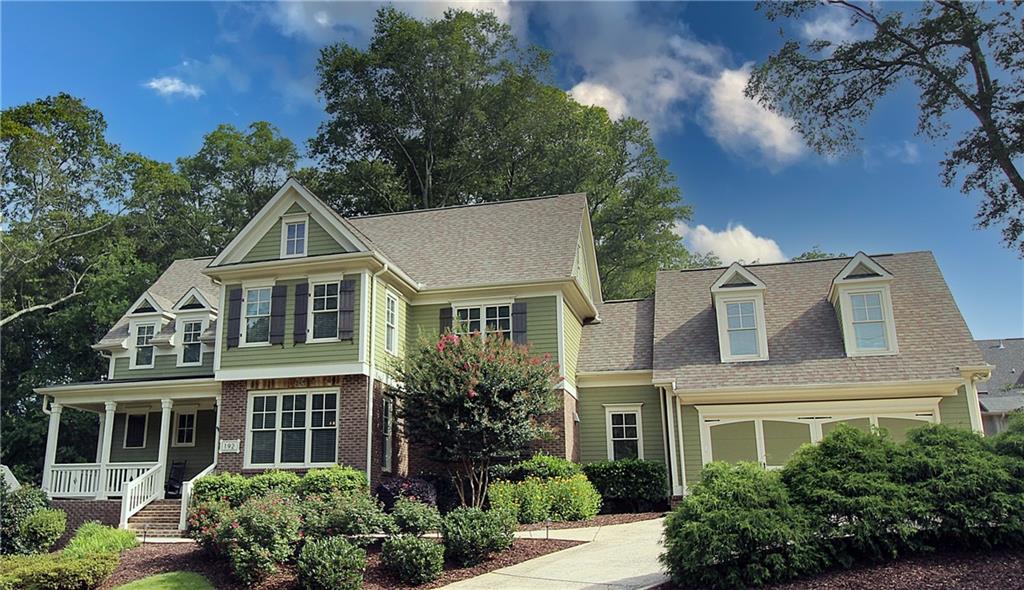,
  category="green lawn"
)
[114,572,214,590]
